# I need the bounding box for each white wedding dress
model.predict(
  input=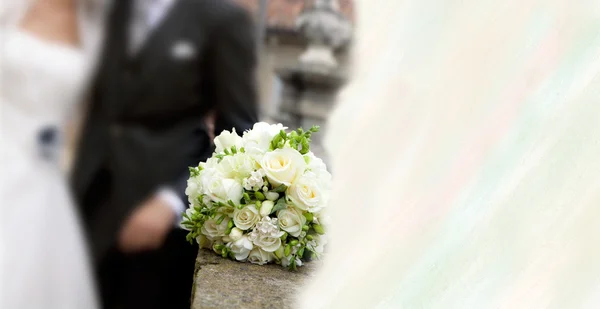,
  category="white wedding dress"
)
[0,25,98,308]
